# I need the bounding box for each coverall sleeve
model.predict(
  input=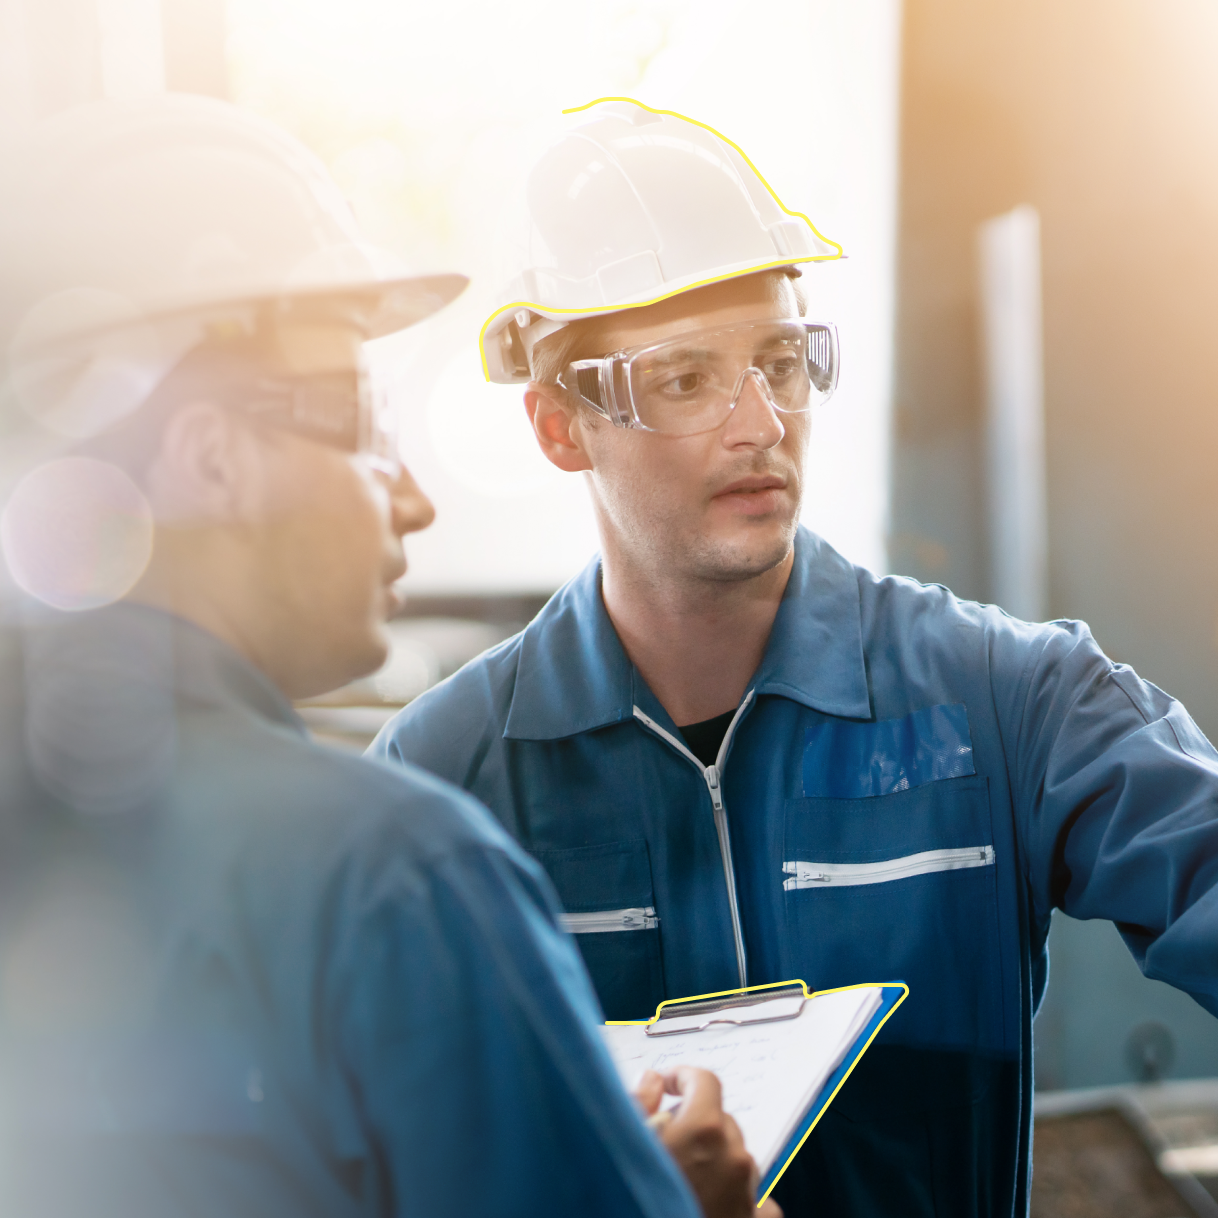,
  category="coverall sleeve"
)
[329,829,701,1218]
[1004,619,1218,1014]
[367,658,508,792]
